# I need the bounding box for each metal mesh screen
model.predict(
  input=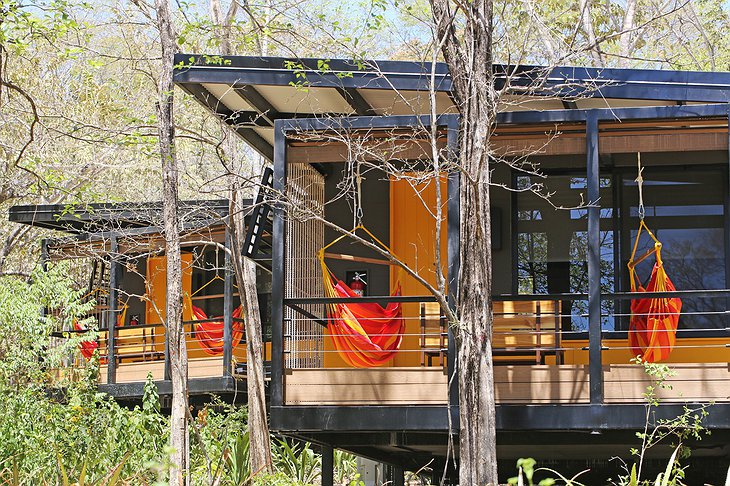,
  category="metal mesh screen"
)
[285,163,325,368]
